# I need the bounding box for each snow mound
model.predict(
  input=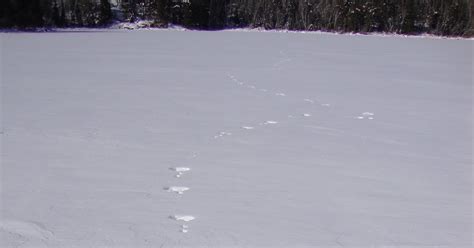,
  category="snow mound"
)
[170,215,195,222]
